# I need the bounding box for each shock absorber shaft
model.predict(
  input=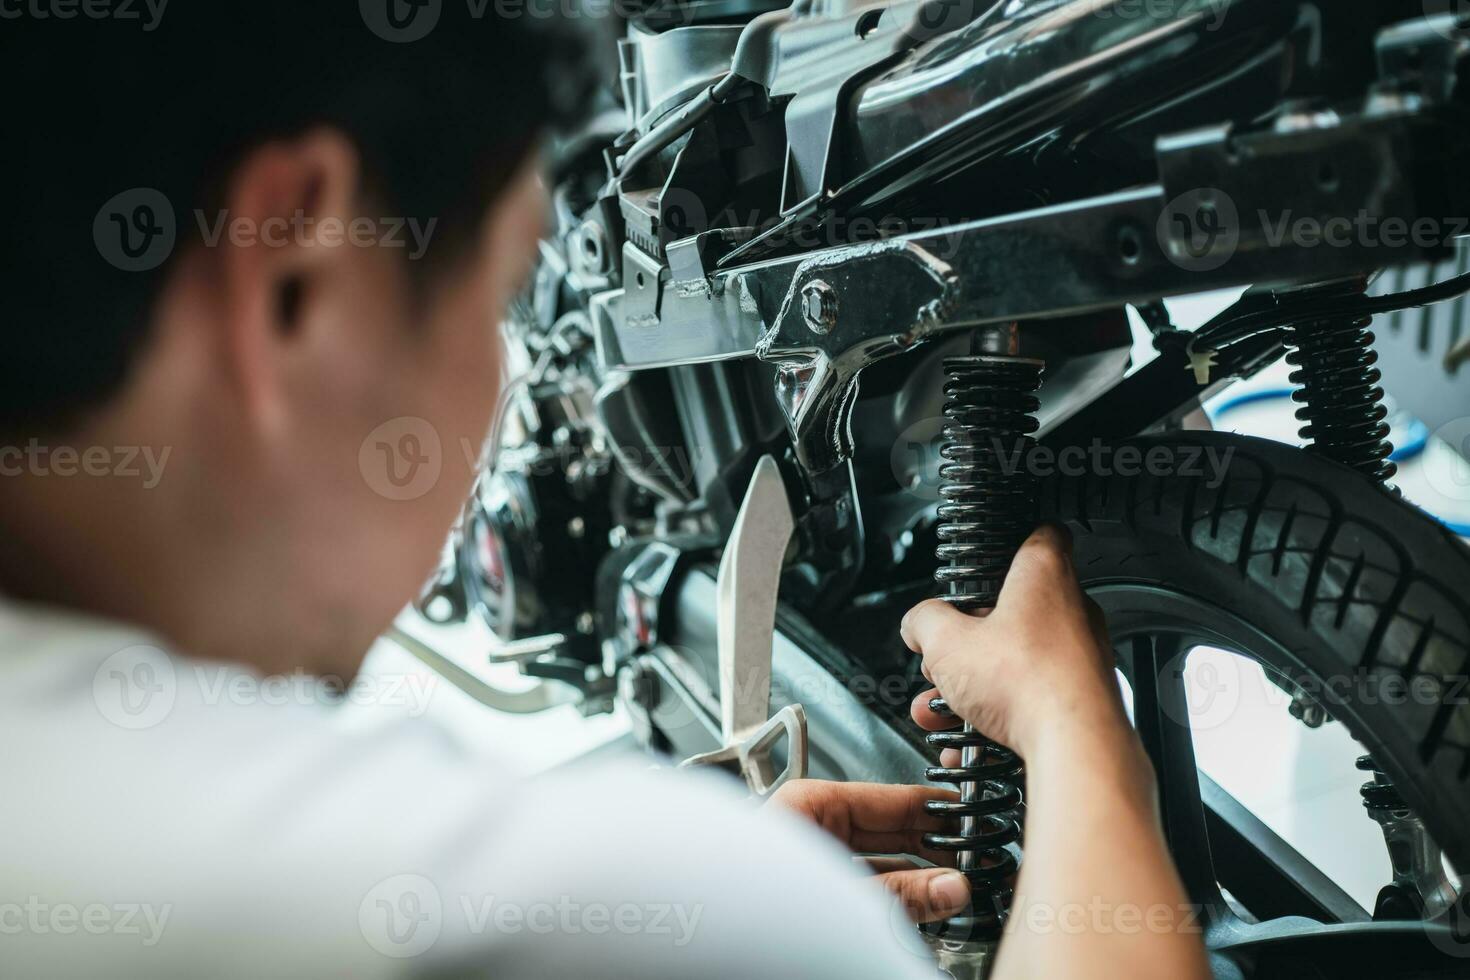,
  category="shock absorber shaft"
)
[923,326,1044,945]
